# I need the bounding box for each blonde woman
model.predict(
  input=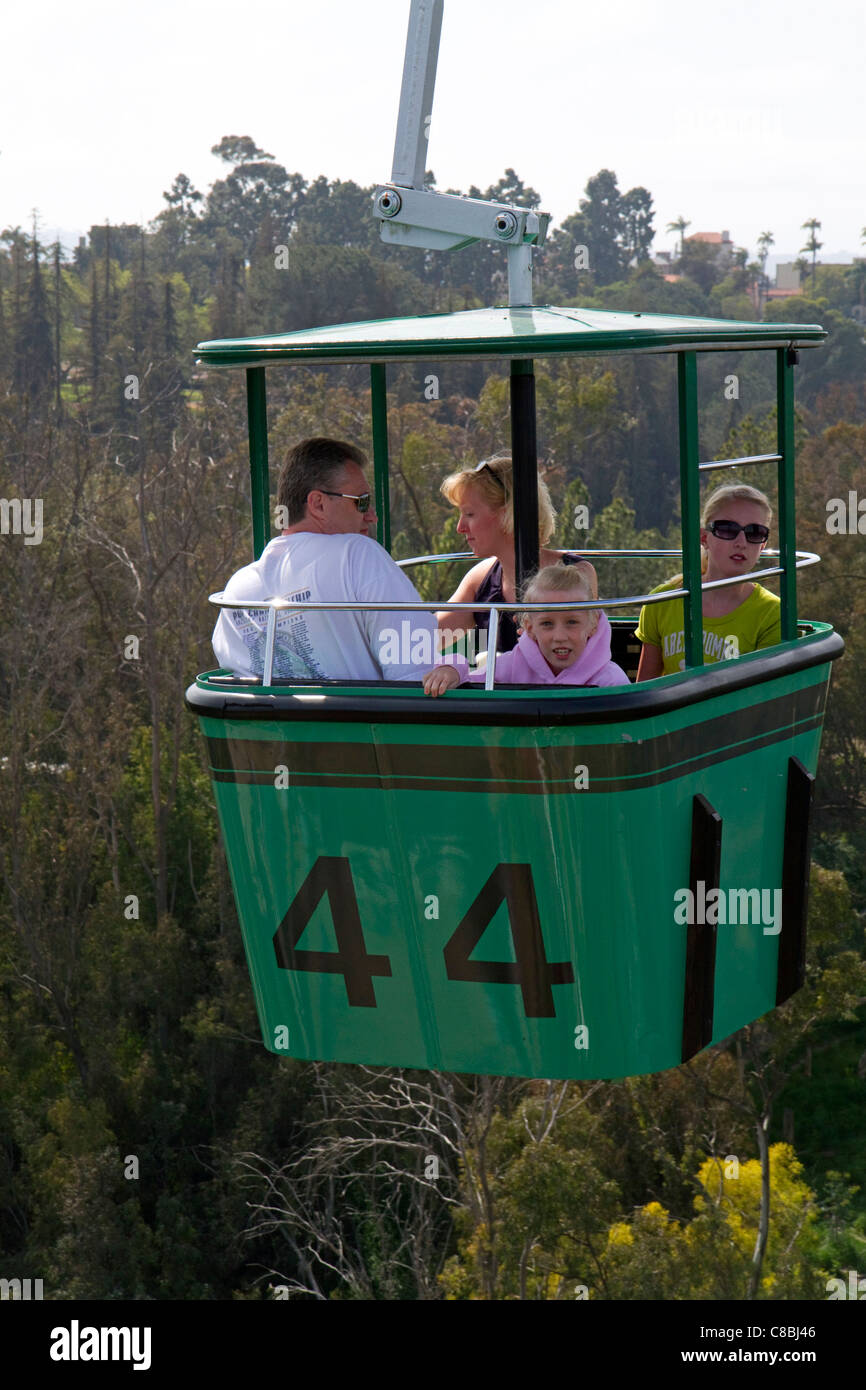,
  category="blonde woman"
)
[636,484,781,680]
[439,454,598,652]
